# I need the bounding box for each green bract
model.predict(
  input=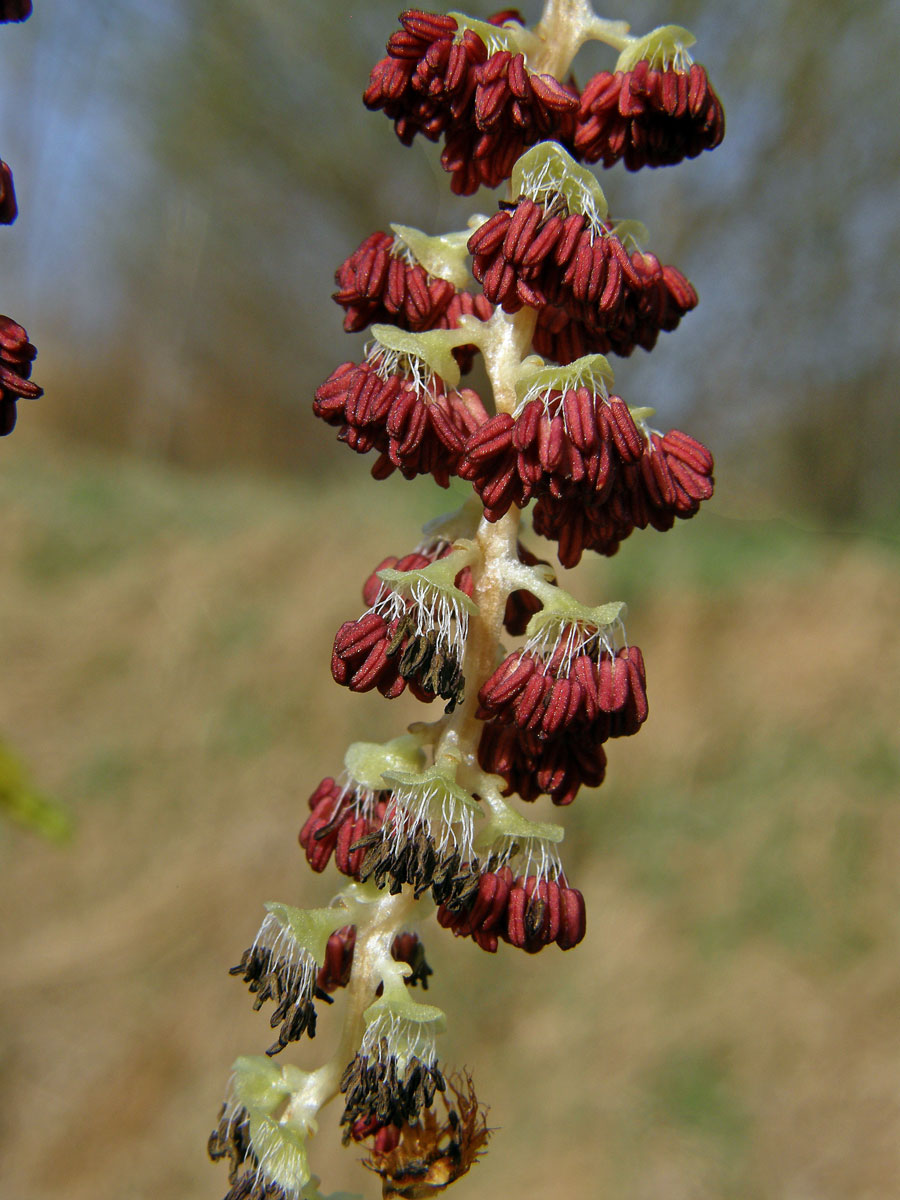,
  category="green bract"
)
[249,1111,311,1197]
[448,11,540,60]
[364,980,447,1034]
[231,1055,293,1115]
[474,803,565,853]
[370,324,467,391]
[609,217,650,251]
[262,903,348,968]
[302,1179,363,1200]
[616,24,696,72]
[524,597,626,644]
[511,142,609,225]
[515,352,615,408]
[382,763,482,823]
[344,734,426,794]
[376,544,479,617]
[390,223,473,291]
